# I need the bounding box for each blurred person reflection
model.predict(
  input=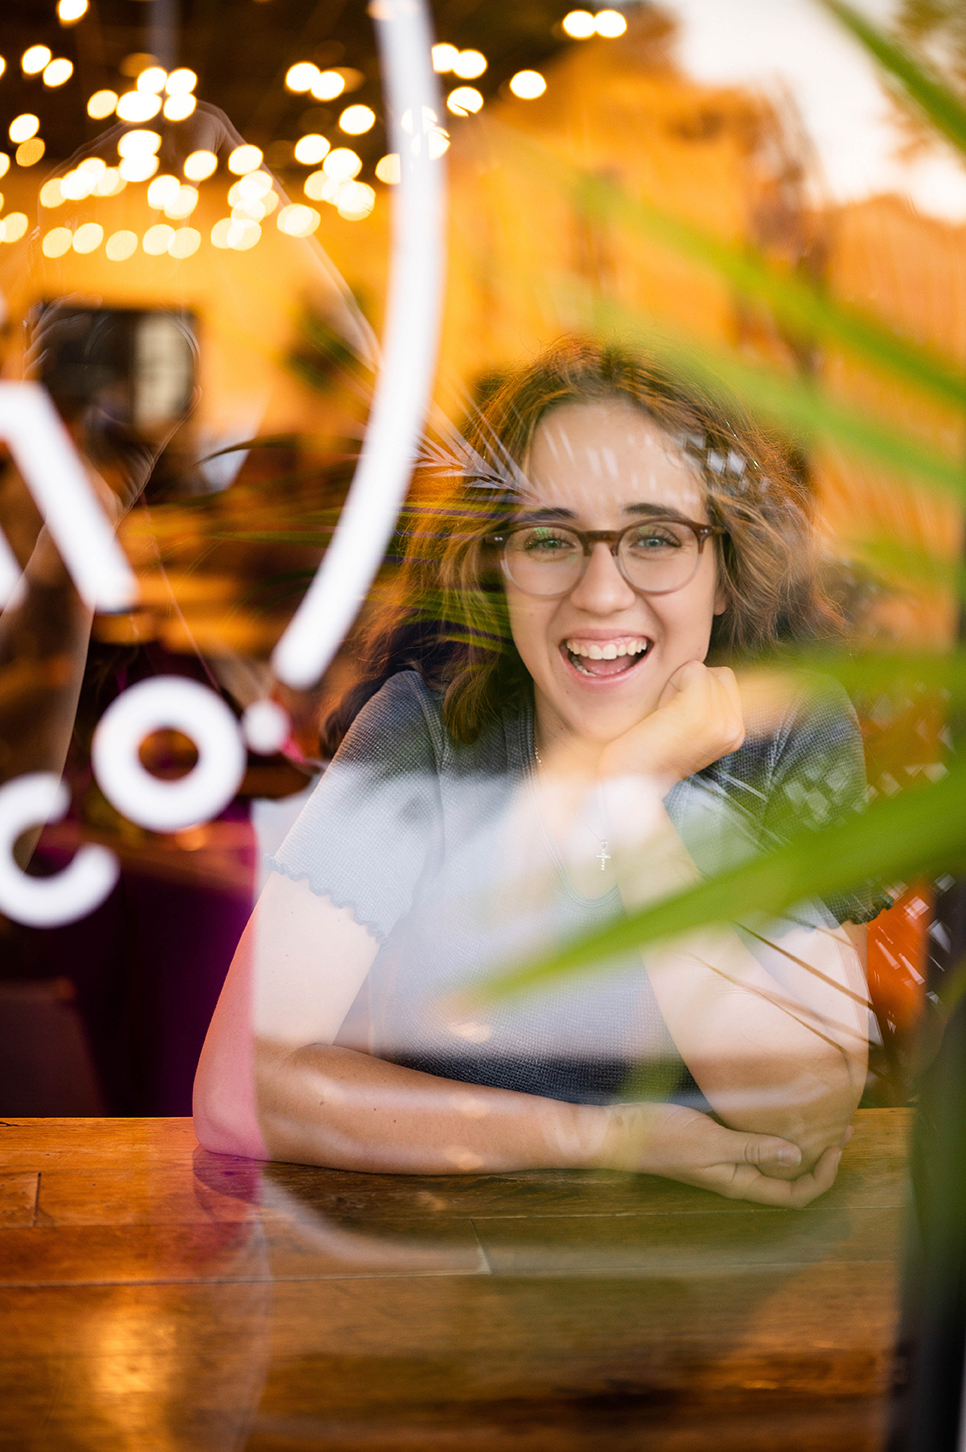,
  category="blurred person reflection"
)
[195,338,887,1203]
[0,303,323,1114]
